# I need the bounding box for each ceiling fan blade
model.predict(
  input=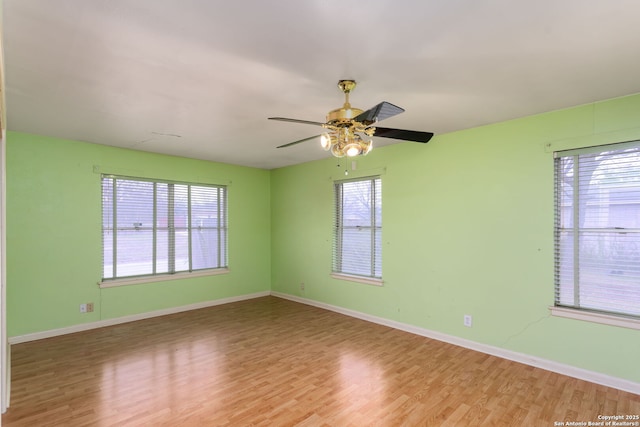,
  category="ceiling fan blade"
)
[371,127,434,143]
[276,134,323,148]
[353,102,405,125]
[269,117,325,127]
